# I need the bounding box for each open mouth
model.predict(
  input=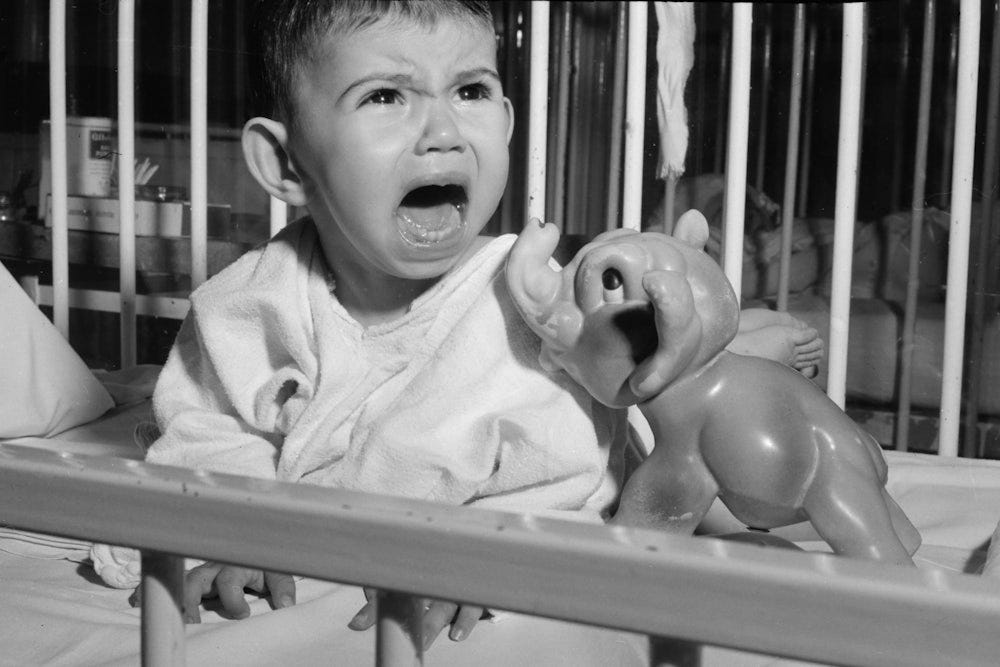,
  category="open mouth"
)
[396,183,468,247]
